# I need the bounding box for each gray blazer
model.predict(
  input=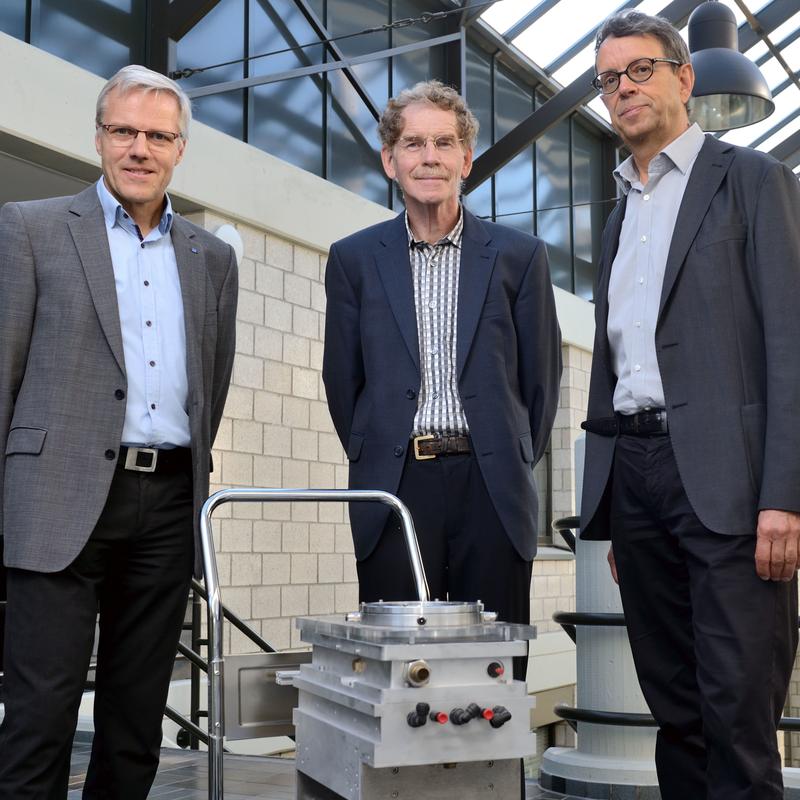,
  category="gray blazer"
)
[581,135,800,540]
[0,185,238,574]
